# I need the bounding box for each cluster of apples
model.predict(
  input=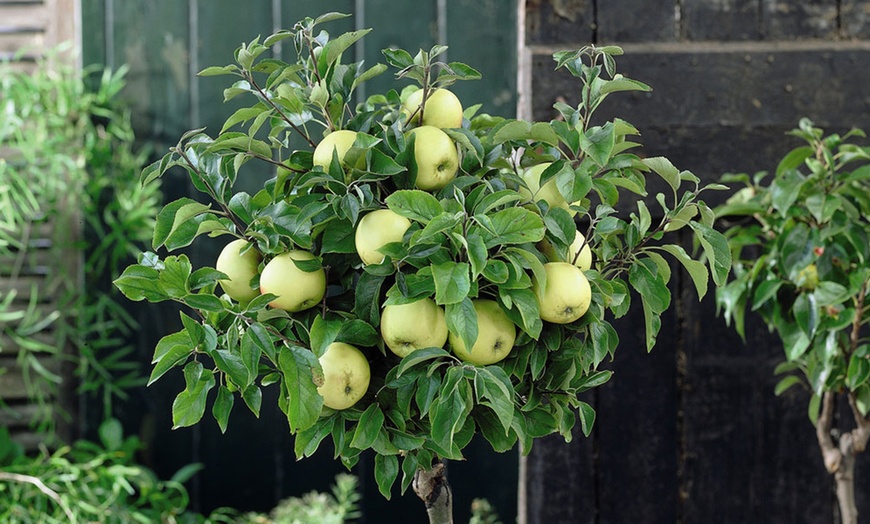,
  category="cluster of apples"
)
[213,87,594,411]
